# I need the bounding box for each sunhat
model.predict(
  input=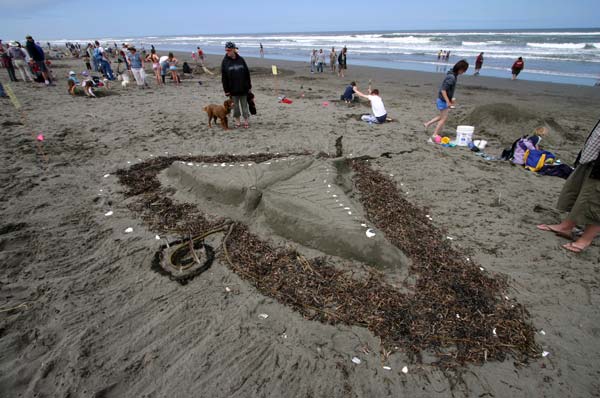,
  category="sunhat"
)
[69,70,76,75]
